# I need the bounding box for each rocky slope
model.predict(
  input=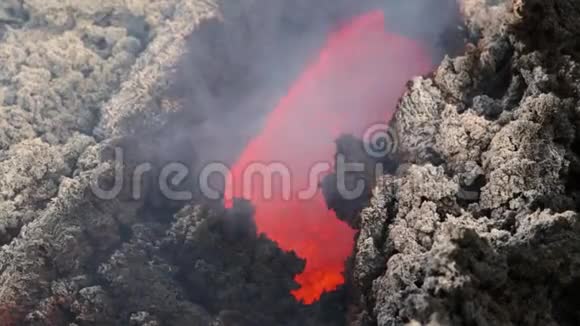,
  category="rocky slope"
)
[0,0,345,325]
[351,0,580,325]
